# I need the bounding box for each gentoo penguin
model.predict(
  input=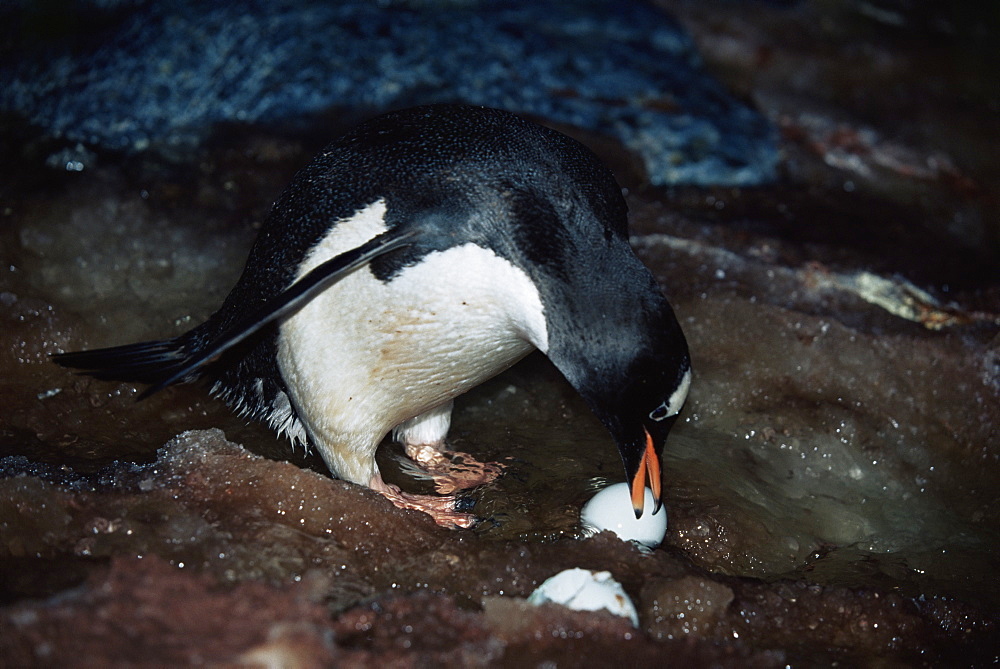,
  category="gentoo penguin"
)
[53,105,692,528]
